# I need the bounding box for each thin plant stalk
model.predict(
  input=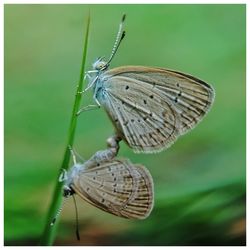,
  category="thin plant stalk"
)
[40,13,90,246]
